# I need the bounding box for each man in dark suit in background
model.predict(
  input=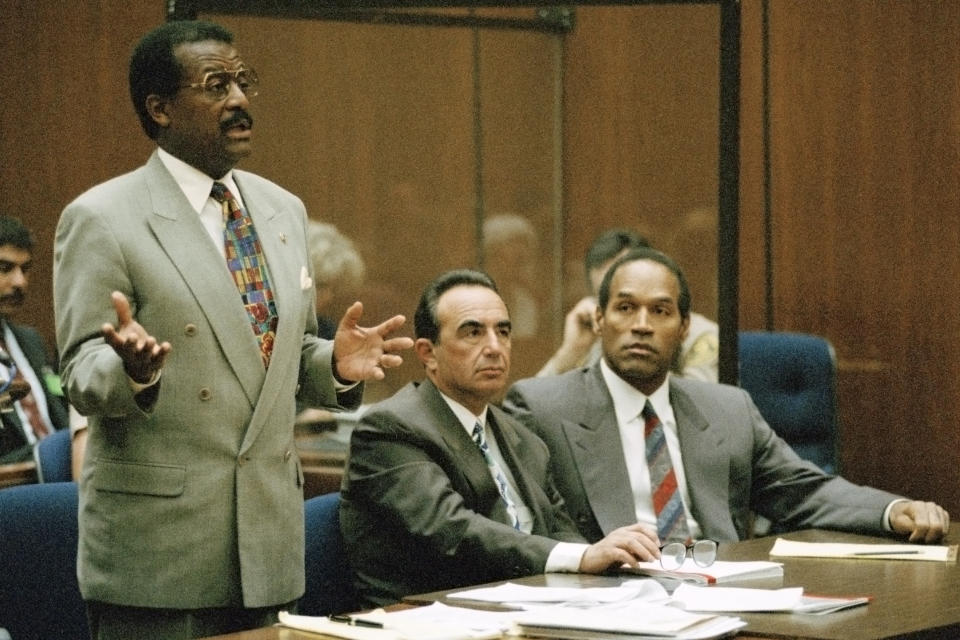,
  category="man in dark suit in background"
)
[0,215,68,464]
[340,269,659,608]
[505,247,949,546]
